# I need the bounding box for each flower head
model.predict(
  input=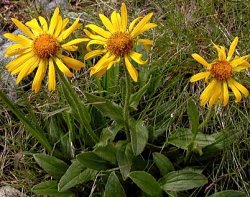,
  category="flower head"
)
[190,37,250,107]
[4,7,89,93]
[84,3,157,82]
